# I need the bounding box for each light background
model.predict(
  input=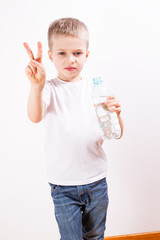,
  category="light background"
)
[0,0,160,239]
